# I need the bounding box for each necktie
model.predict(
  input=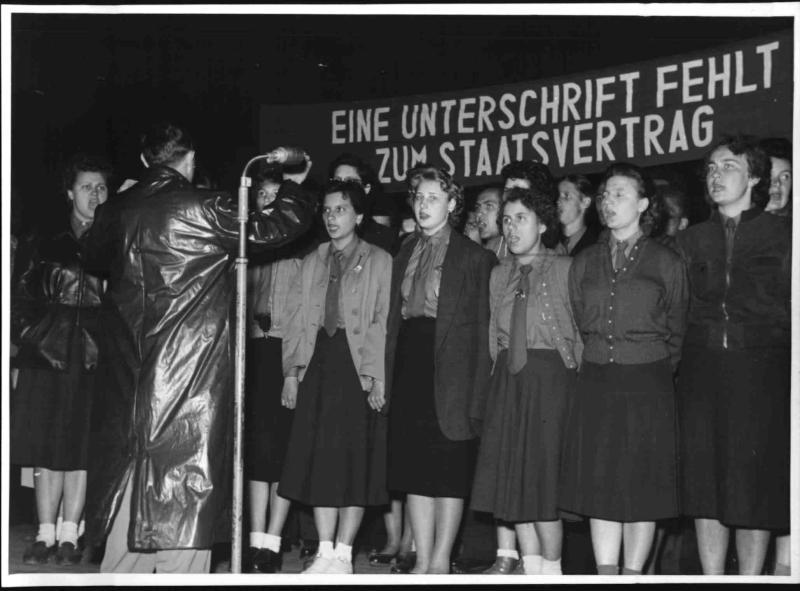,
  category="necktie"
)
[324,250,344,337]
[613,240,627,272]
[507,264,532,375]
[724,218,736,266]
[408,236,432,316]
